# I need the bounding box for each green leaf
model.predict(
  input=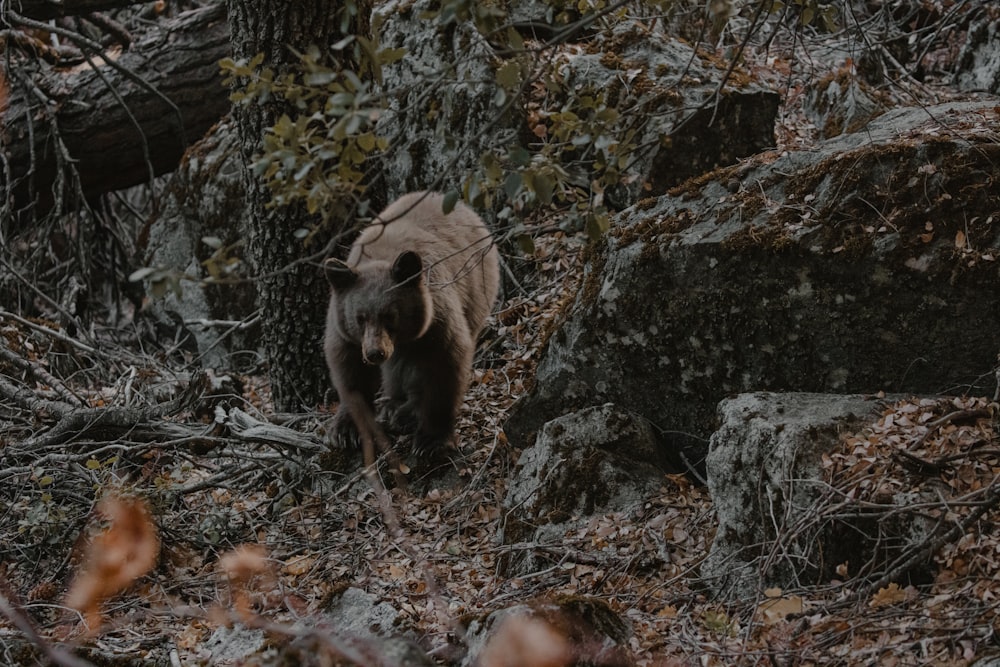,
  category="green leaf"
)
[85,458,101,470]
[482,152,503,182]
[252,156,273,177]
[331,35,355,51]
[516,233,535,255]
[357,132,376,152]
[531,172,555,205]
[345,113,363,135]
[508,145,531,168]
[378,47,407,65]
[128,267,157,282]
[151,279,168,300]
[503,172,523,200]
[506,26,524,52]
[38,476,54,487]
[585,211,611,240]
[293,162,313,182]
[442,190,460,214]
[305,70,337,86]
[496,60,521,91]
